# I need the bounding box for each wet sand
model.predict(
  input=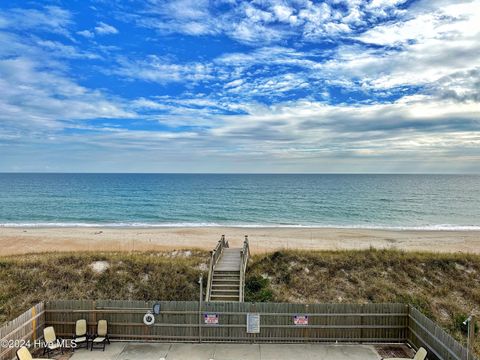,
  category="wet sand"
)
[0,227,479,256]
